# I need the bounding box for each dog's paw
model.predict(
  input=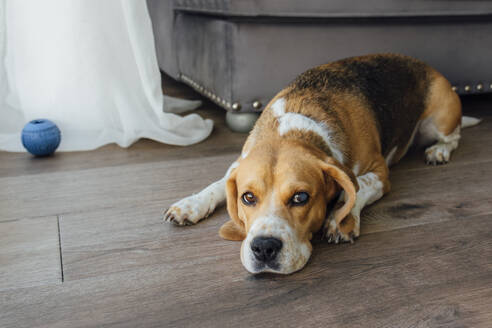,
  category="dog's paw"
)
[163,195,212,226]
[425,144,451,165]
[323,213,359,244]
